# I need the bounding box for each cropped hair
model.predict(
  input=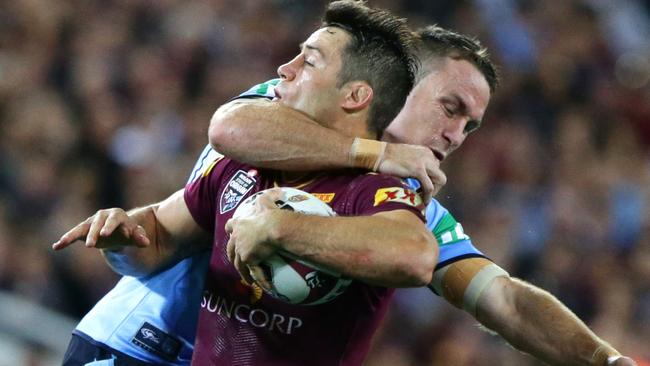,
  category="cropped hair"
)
[323,0,418,137]
[416,25,499,93]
